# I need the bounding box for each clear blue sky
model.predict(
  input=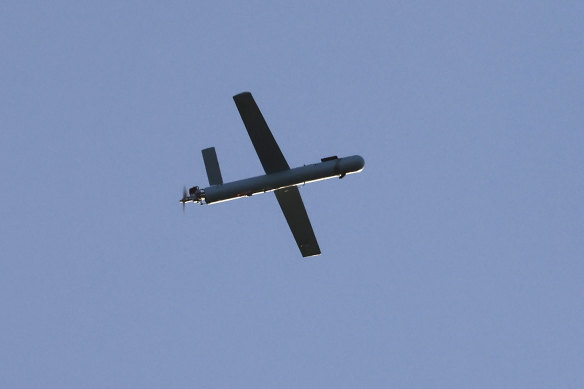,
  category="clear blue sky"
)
[1,1,582,388]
